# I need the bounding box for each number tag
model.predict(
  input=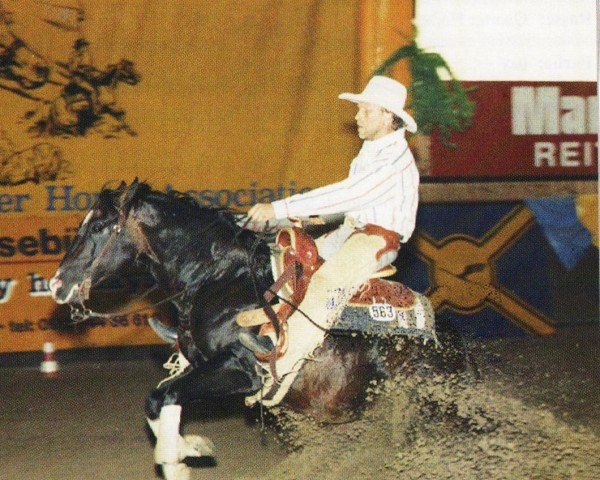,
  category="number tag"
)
[368,303,396,322]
